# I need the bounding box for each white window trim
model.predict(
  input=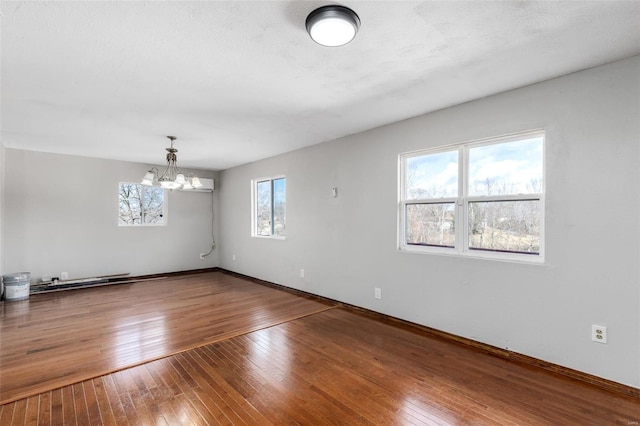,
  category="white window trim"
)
[398,130,545,264]
[118,182,168,227]
[251,175,286,240]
